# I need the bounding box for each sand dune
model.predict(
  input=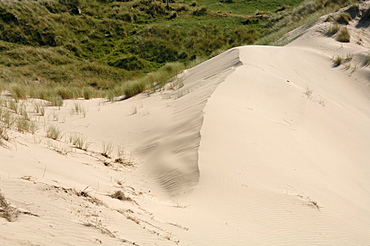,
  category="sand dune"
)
[1,2,370,245]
